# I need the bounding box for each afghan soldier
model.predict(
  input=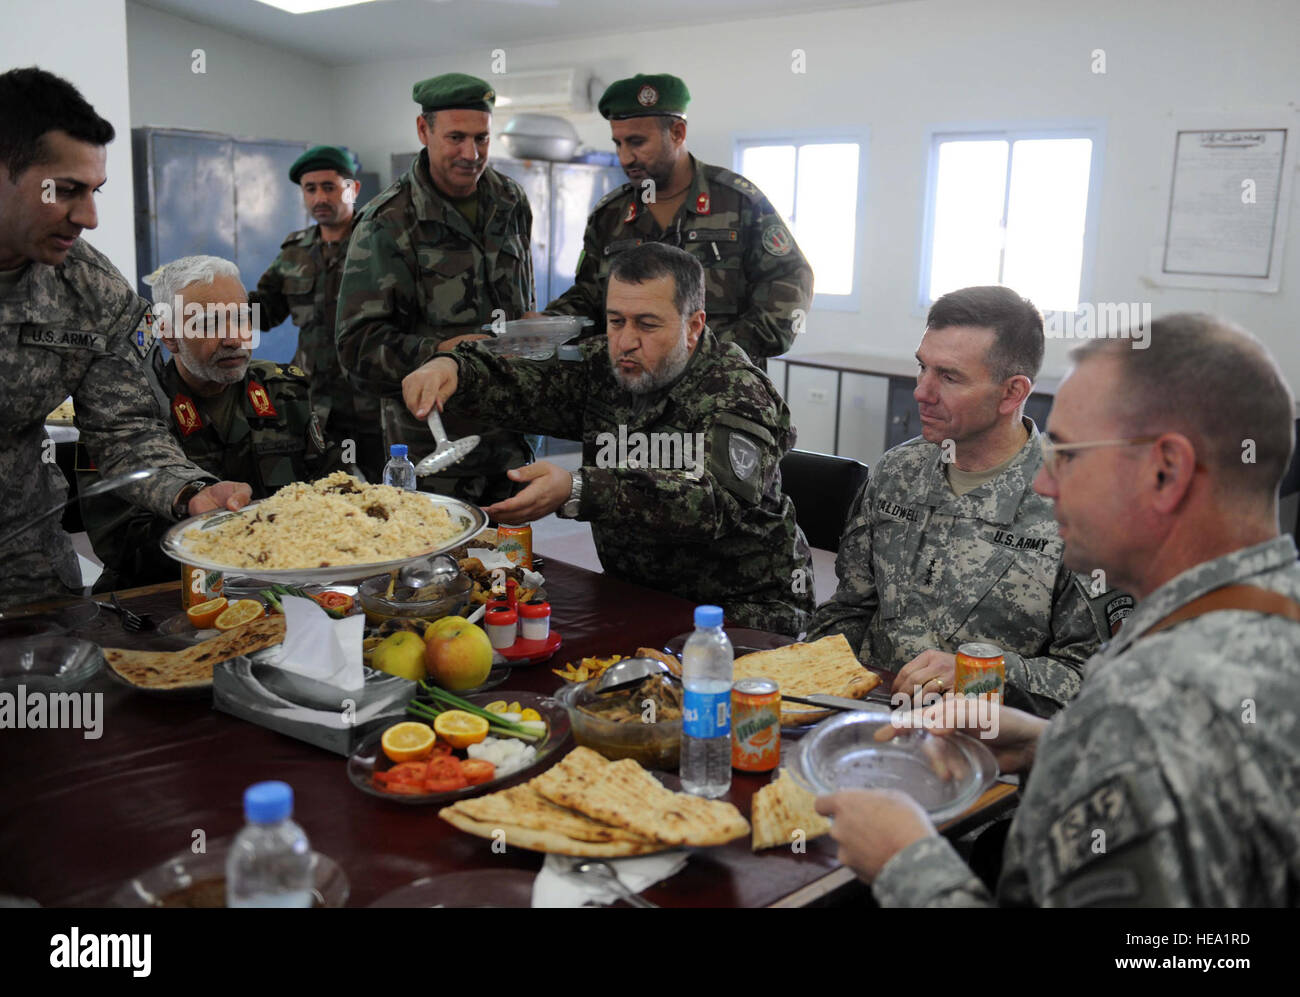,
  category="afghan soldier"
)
[80,256,344,590]
[807,286,1124,717]
[0,68,249,610]
[820,313,1300,907]
[404,243,814,634]
[336,73,532,505]
[543,74,813,370]
[249,145,384,482]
